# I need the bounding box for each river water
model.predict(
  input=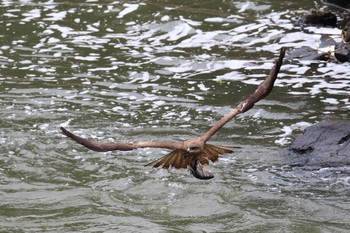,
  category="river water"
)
[0,0,350,232]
